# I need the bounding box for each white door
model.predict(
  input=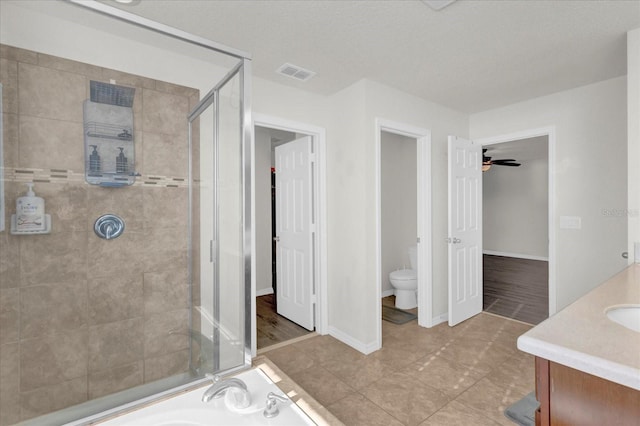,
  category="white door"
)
[447,136,483,326]
[275,136,314,331]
